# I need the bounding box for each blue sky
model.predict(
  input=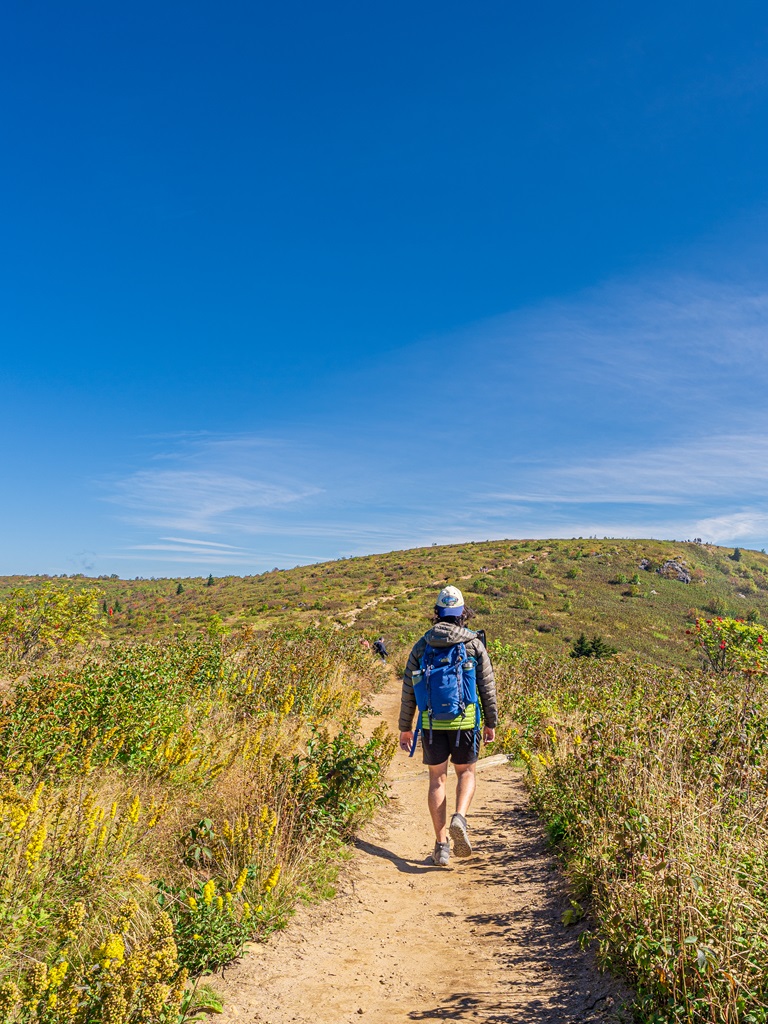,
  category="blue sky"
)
[3,1,768,576]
